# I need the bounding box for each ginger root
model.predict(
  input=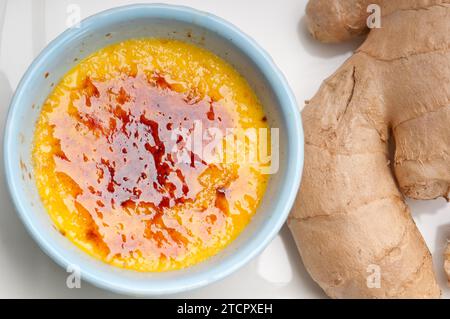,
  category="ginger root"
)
[289,1,450,298]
